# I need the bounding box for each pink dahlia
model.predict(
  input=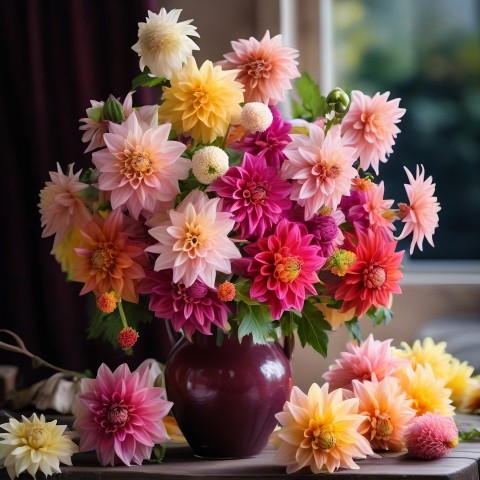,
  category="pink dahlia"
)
[73,363,172,466]
[333,228,404,318]
[405,413,458,460]
[74,208,146,303]
[281,124,357,220]
[219,31,300,105]
[322,334,409,391]
[79,92,134,153]
[341,90,406,174]
[92,111,189,219]
[396,165,441,254]
[208,153,291,239]
[39,163,92,248]
[362,181,395,236]
[146,190,241,288]
[230,106,292,169]
[240,219,325,319]
[139,269,230,339]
